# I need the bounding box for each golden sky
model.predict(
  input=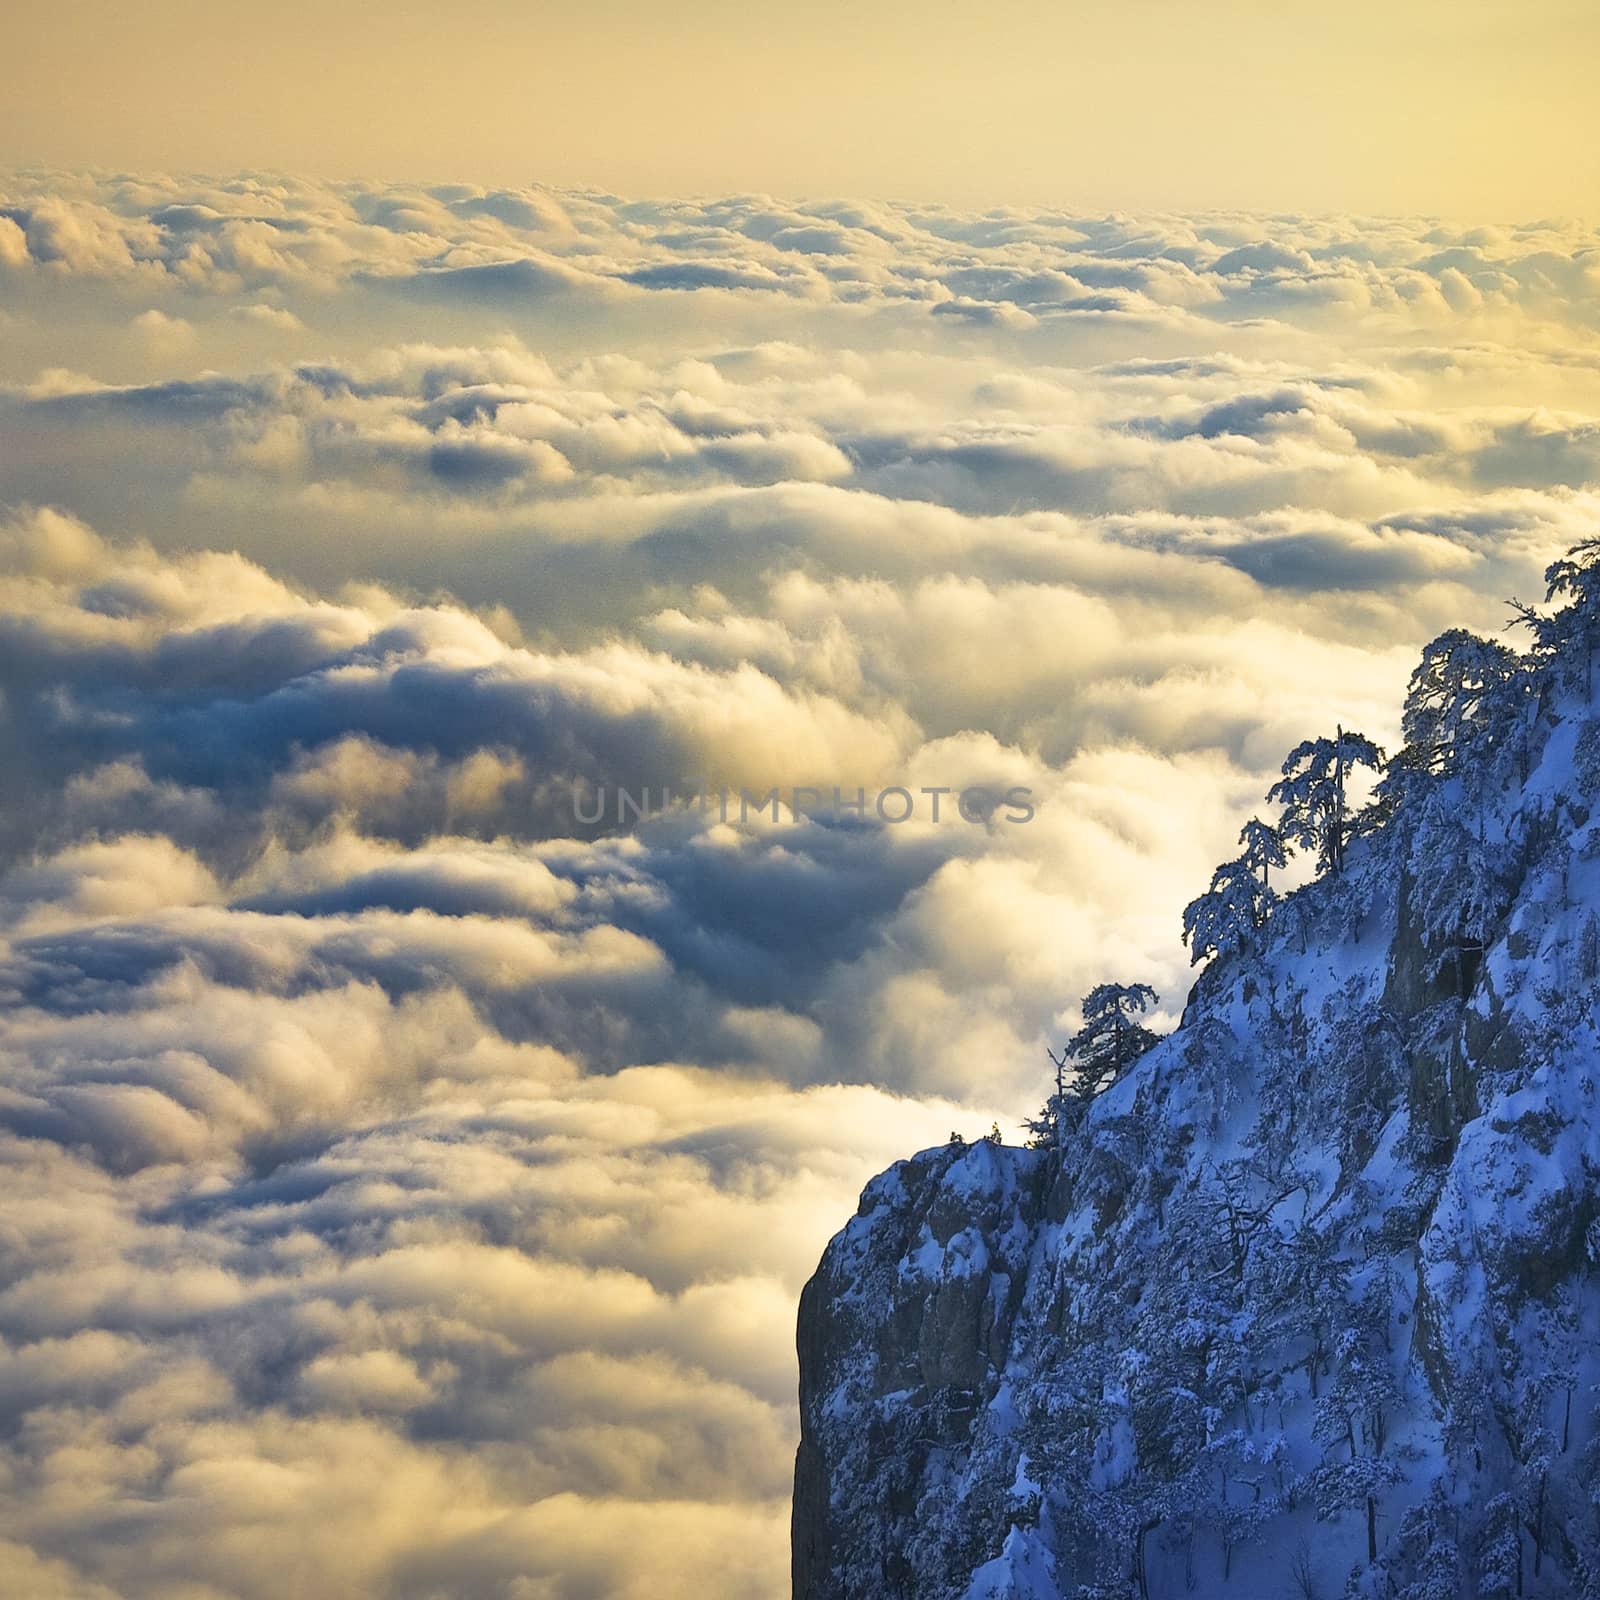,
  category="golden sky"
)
[5,0,1597,216]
